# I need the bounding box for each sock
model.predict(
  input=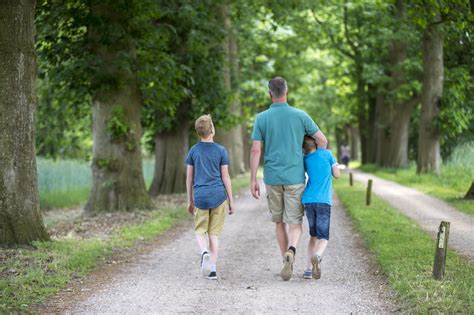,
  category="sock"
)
[315,253,322,262]
[210,264,217,272]
[288,246,296,255]
[201,249,208,255]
